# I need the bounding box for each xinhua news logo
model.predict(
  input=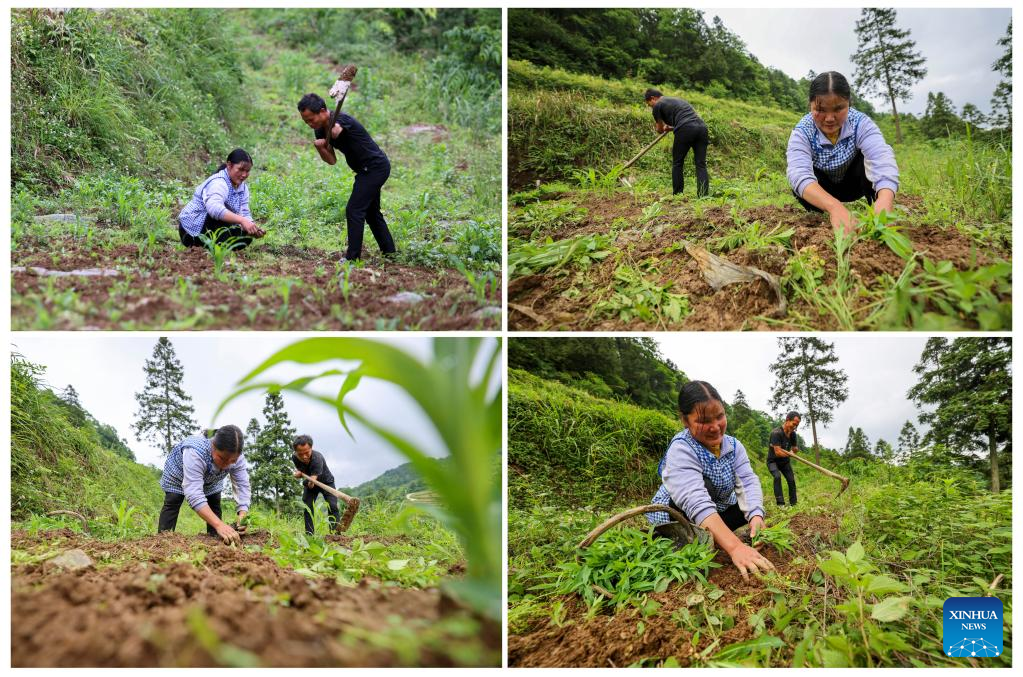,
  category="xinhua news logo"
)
[943,597,1003,658]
